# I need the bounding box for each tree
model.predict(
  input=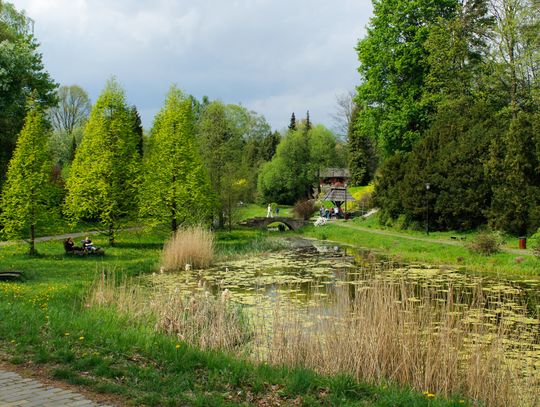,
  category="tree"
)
[139,87,215,231]
[0,100,52,254]
[258,124,341,204]
[198,101,243,228]
[129,105,144,157]
[355,0,458,156]
[331,91,356,140]
[49,85,91,135]
[288,112,297,131]
[348,104,377,186]
[0,1,57,186]
[305,111,312,132]
[48,85,91,166]
[64,79,140,245]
